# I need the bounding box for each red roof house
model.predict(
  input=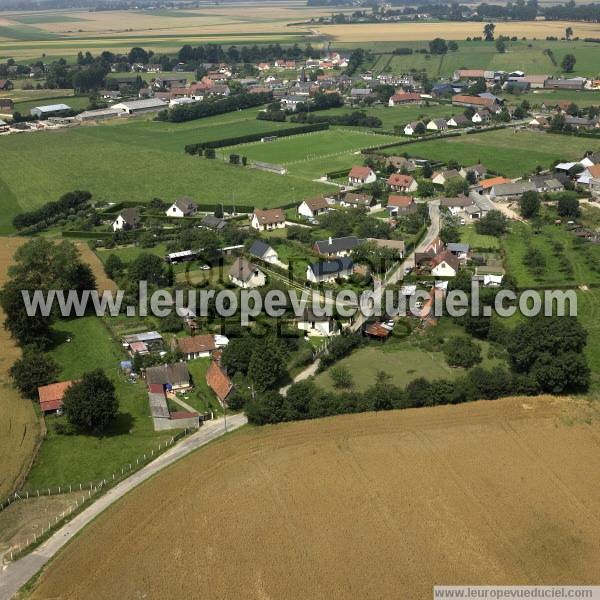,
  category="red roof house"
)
[38,381,76,413]
[206,360,234,404]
